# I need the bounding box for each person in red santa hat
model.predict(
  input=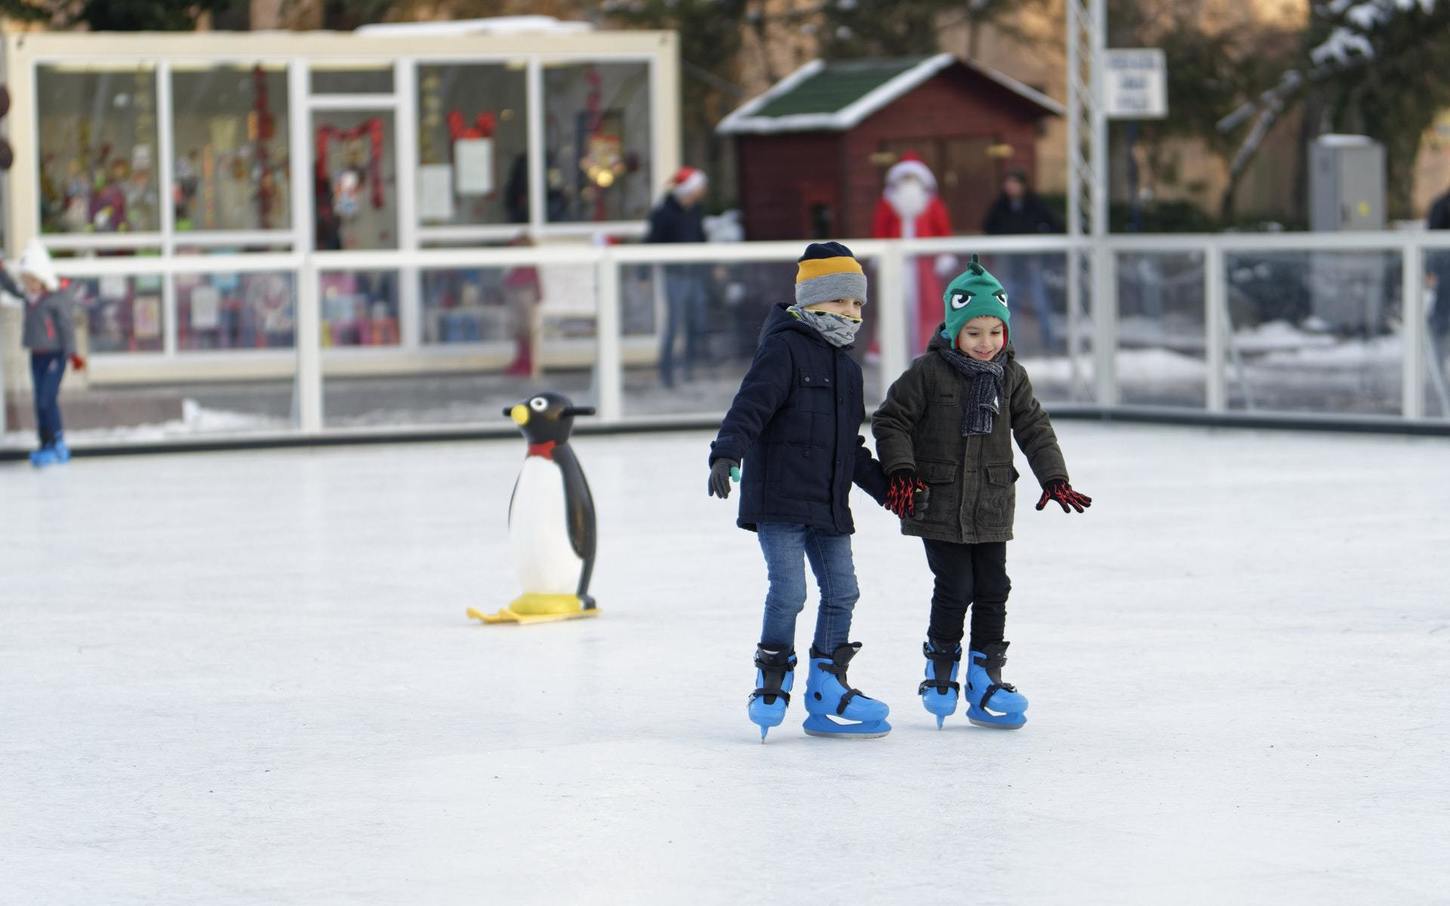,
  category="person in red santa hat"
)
[871,152,957,352]
[647,166,710,387]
